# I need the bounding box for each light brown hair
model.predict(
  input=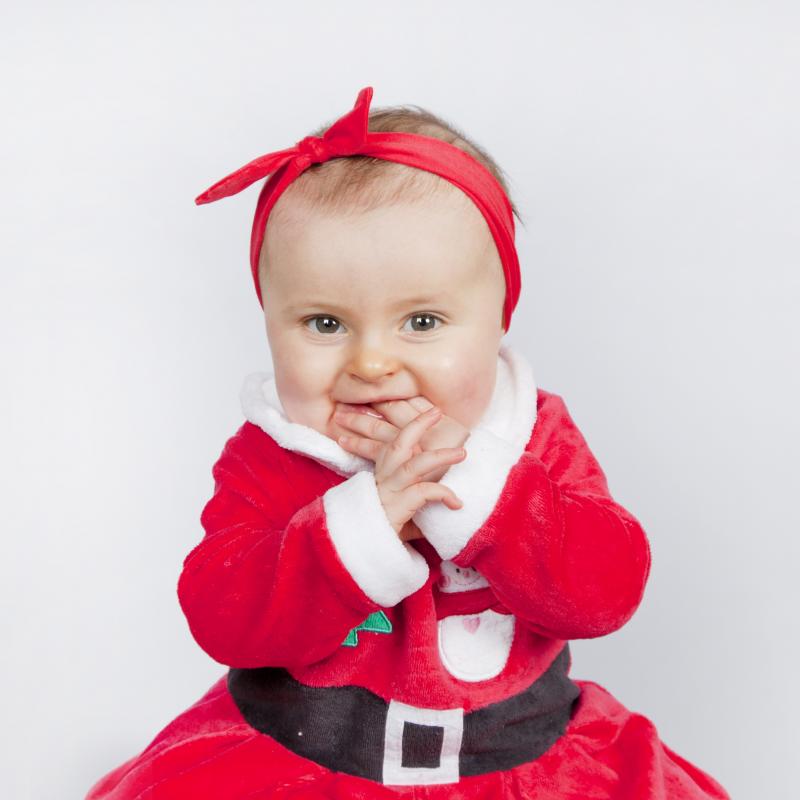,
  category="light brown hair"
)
[267,102,522,225]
